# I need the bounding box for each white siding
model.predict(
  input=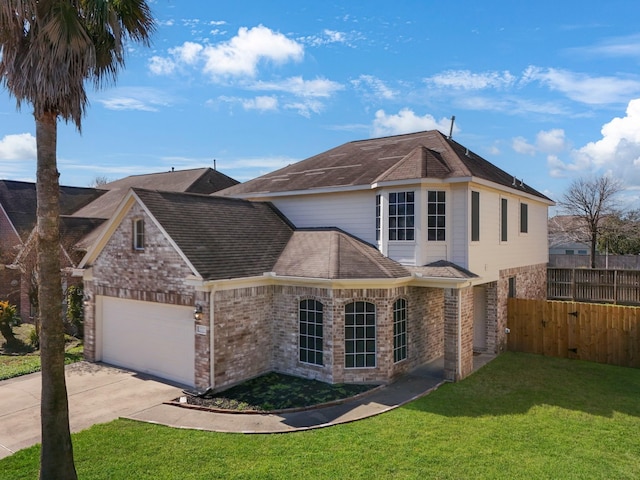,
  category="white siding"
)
[468,185,549,281]
[388,243,416,265]
[270,190,376,244]
[450,184,468,267]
